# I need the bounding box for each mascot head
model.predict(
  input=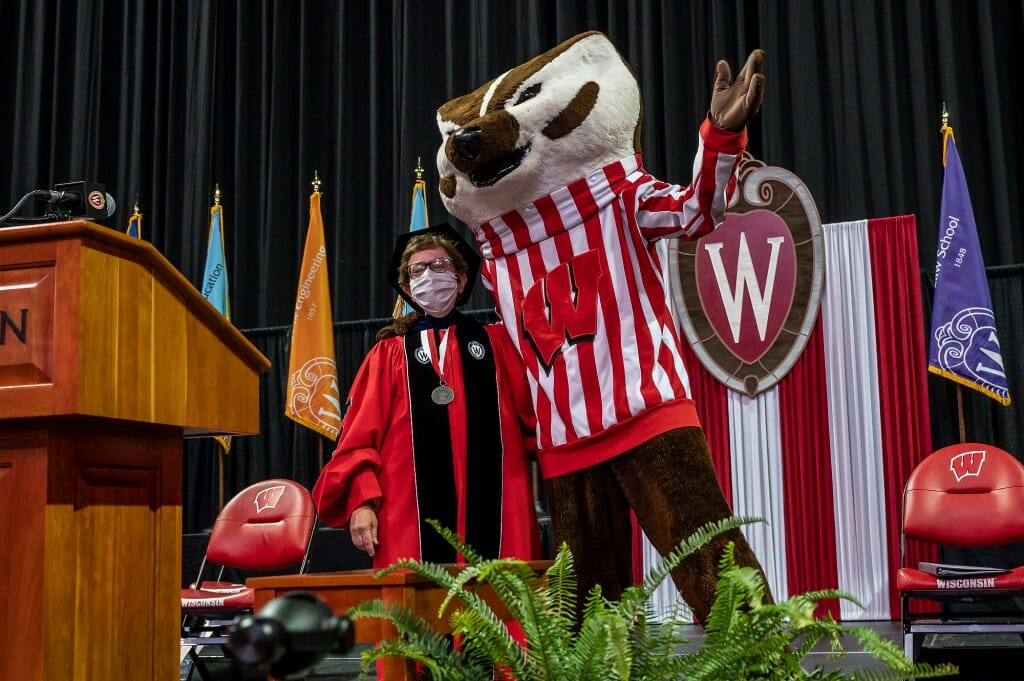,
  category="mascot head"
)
[436,31,641,228]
